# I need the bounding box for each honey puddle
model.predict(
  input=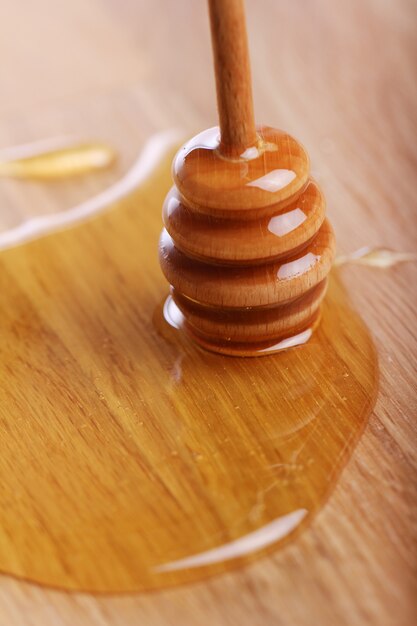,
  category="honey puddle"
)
[0,137,116,180]
[0,135,378,593]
